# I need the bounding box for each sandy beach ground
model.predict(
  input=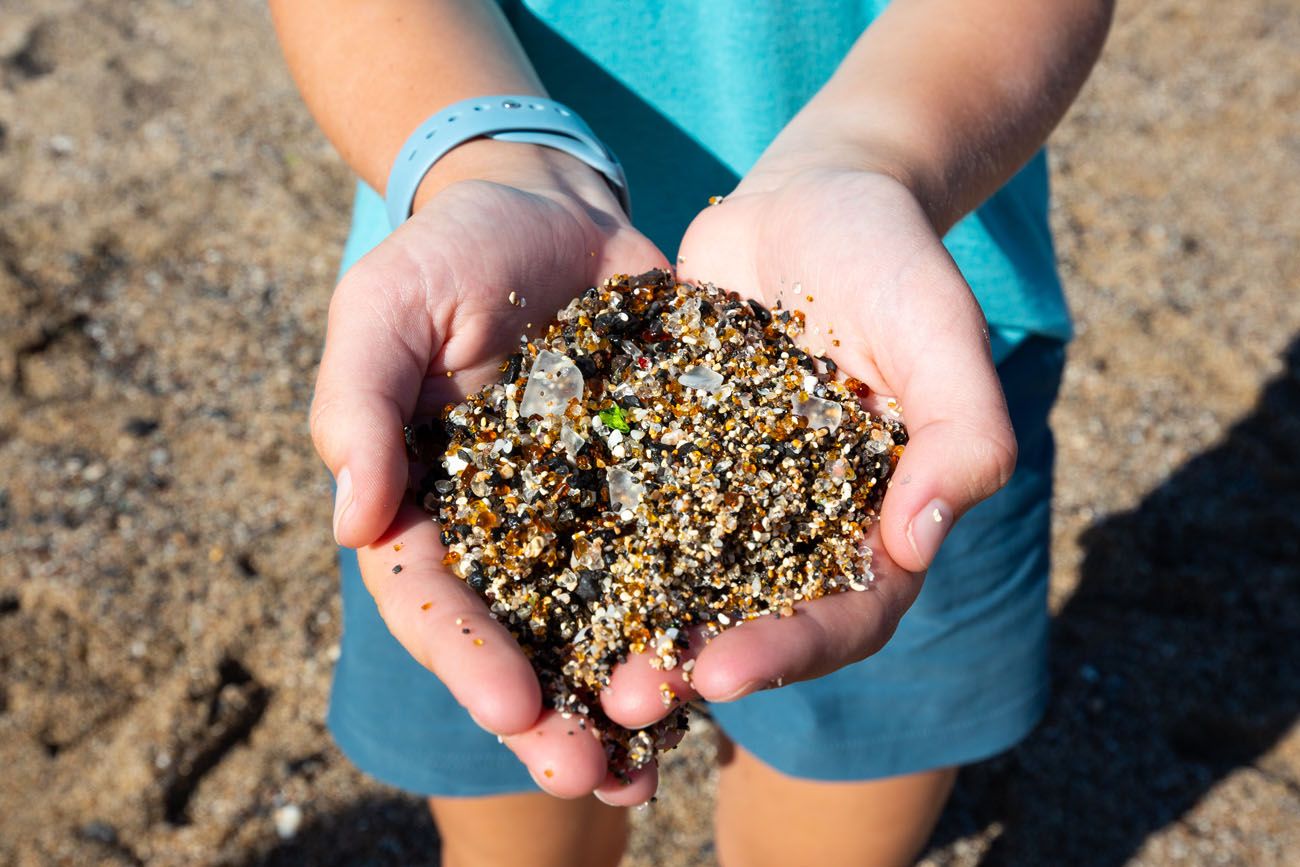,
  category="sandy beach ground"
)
[1,1,1296,864]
